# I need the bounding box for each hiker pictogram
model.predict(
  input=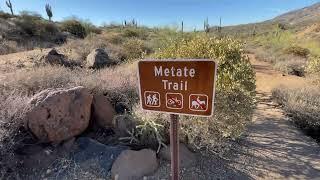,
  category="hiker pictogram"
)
[144,91,160,107]
[189,94,208,111]
[166,93,183,109]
